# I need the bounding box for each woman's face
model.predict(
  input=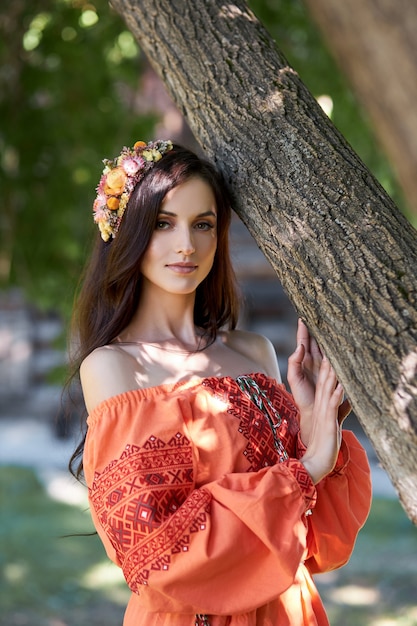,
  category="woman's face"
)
[140,177,218,297]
